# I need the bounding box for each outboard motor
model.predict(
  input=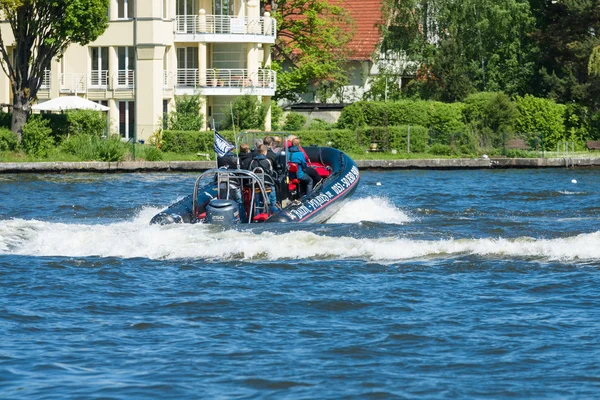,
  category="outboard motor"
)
[205,199,240,225]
